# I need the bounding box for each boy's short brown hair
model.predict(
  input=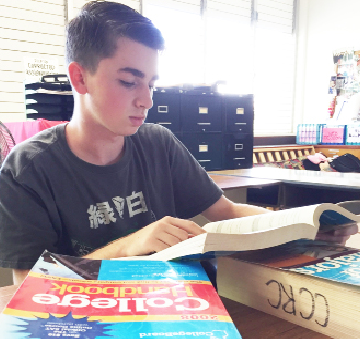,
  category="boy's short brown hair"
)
[66,1,165,74]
